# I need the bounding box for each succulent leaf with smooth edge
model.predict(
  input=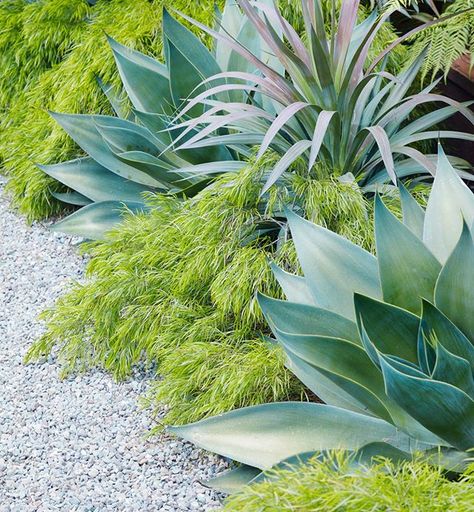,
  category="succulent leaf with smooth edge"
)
[169,148,474,491]
[41,3,268,239]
